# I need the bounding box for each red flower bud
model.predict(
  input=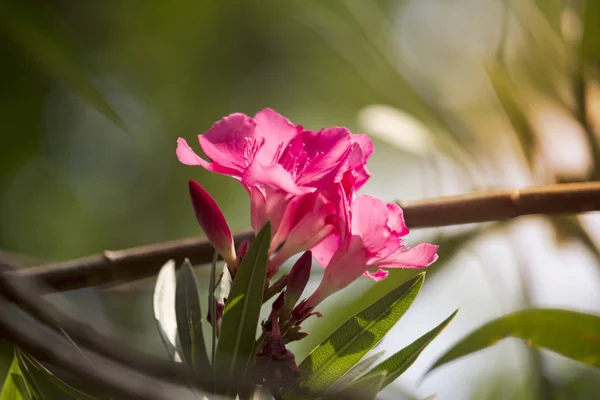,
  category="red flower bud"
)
[188,180,237,267]
[284,251,312,316]
[236,239,250,260]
